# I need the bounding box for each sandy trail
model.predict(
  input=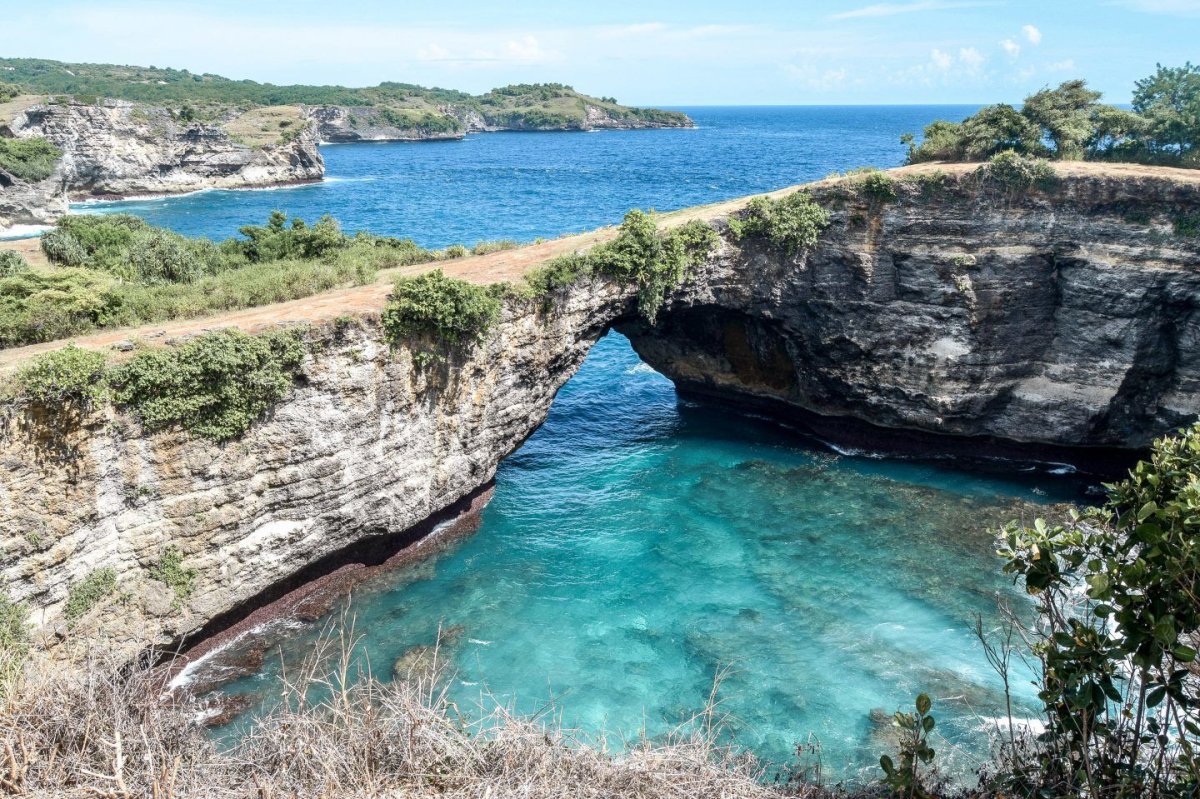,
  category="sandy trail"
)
[1,161,1196,372]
